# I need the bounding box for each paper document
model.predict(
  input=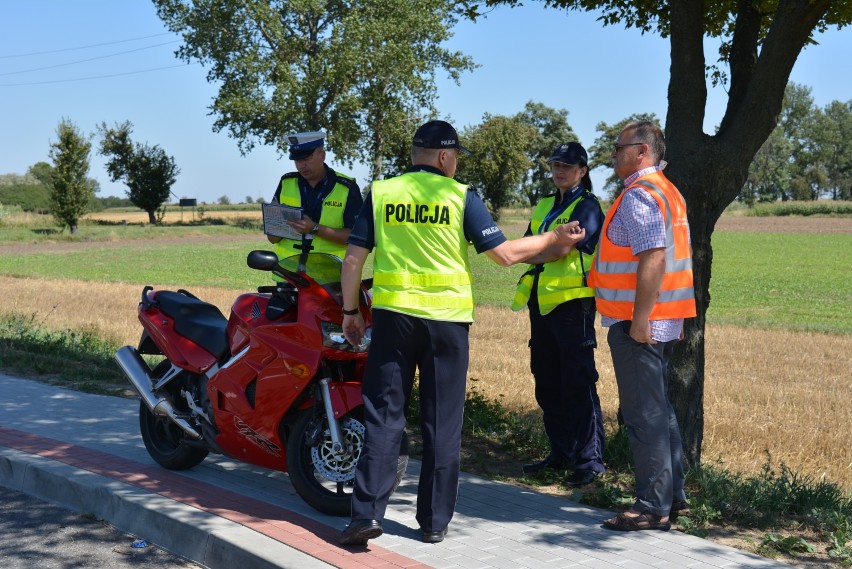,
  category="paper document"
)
[262,203,303,240]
